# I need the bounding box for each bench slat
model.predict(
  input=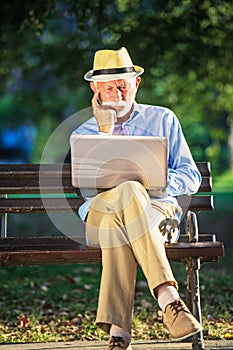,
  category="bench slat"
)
[0,237,87,250]
[196,162,210,176]
[0,163,212,194]
[177,195,214,211]
[0,241,224,267]
[0,195,213,213]
[0,235,220,249]
[0,250,101,266]
[0,163,70,175]
[0,178,211,194]
[0,162,210,176]
[0,197,84,213]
